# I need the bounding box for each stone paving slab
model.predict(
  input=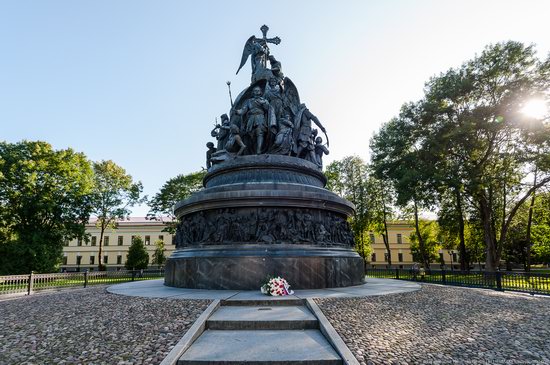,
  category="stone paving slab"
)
[316,285,550,365]
[178,329,341,364]
[106,278,420,300]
